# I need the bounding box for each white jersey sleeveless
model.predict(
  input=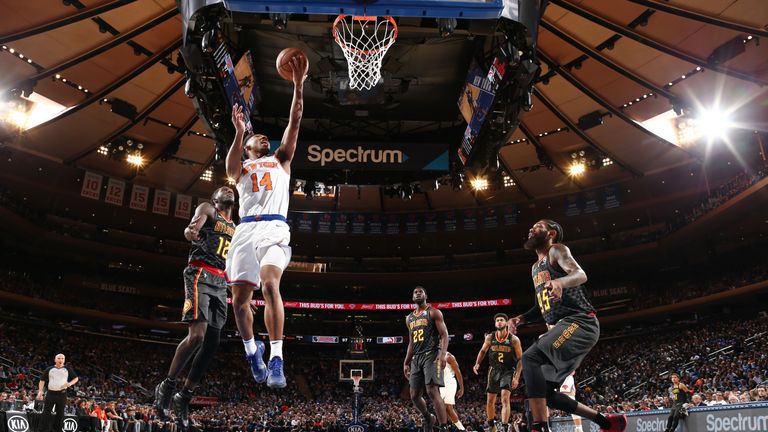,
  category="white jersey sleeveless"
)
[236,155,291,219]
[443,364,455,381]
